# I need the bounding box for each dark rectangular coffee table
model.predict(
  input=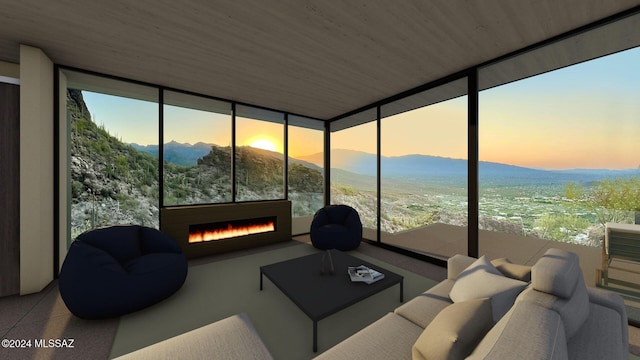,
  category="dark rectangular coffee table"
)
[259,249,403,352]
